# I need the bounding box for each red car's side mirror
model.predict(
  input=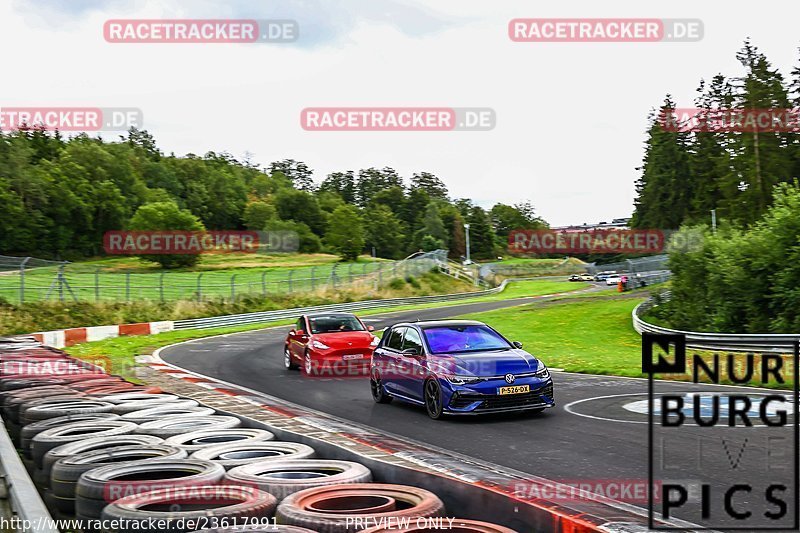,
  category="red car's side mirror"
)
[296,329,306,336]
[367,325,375,332]
[288,329,296,336]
